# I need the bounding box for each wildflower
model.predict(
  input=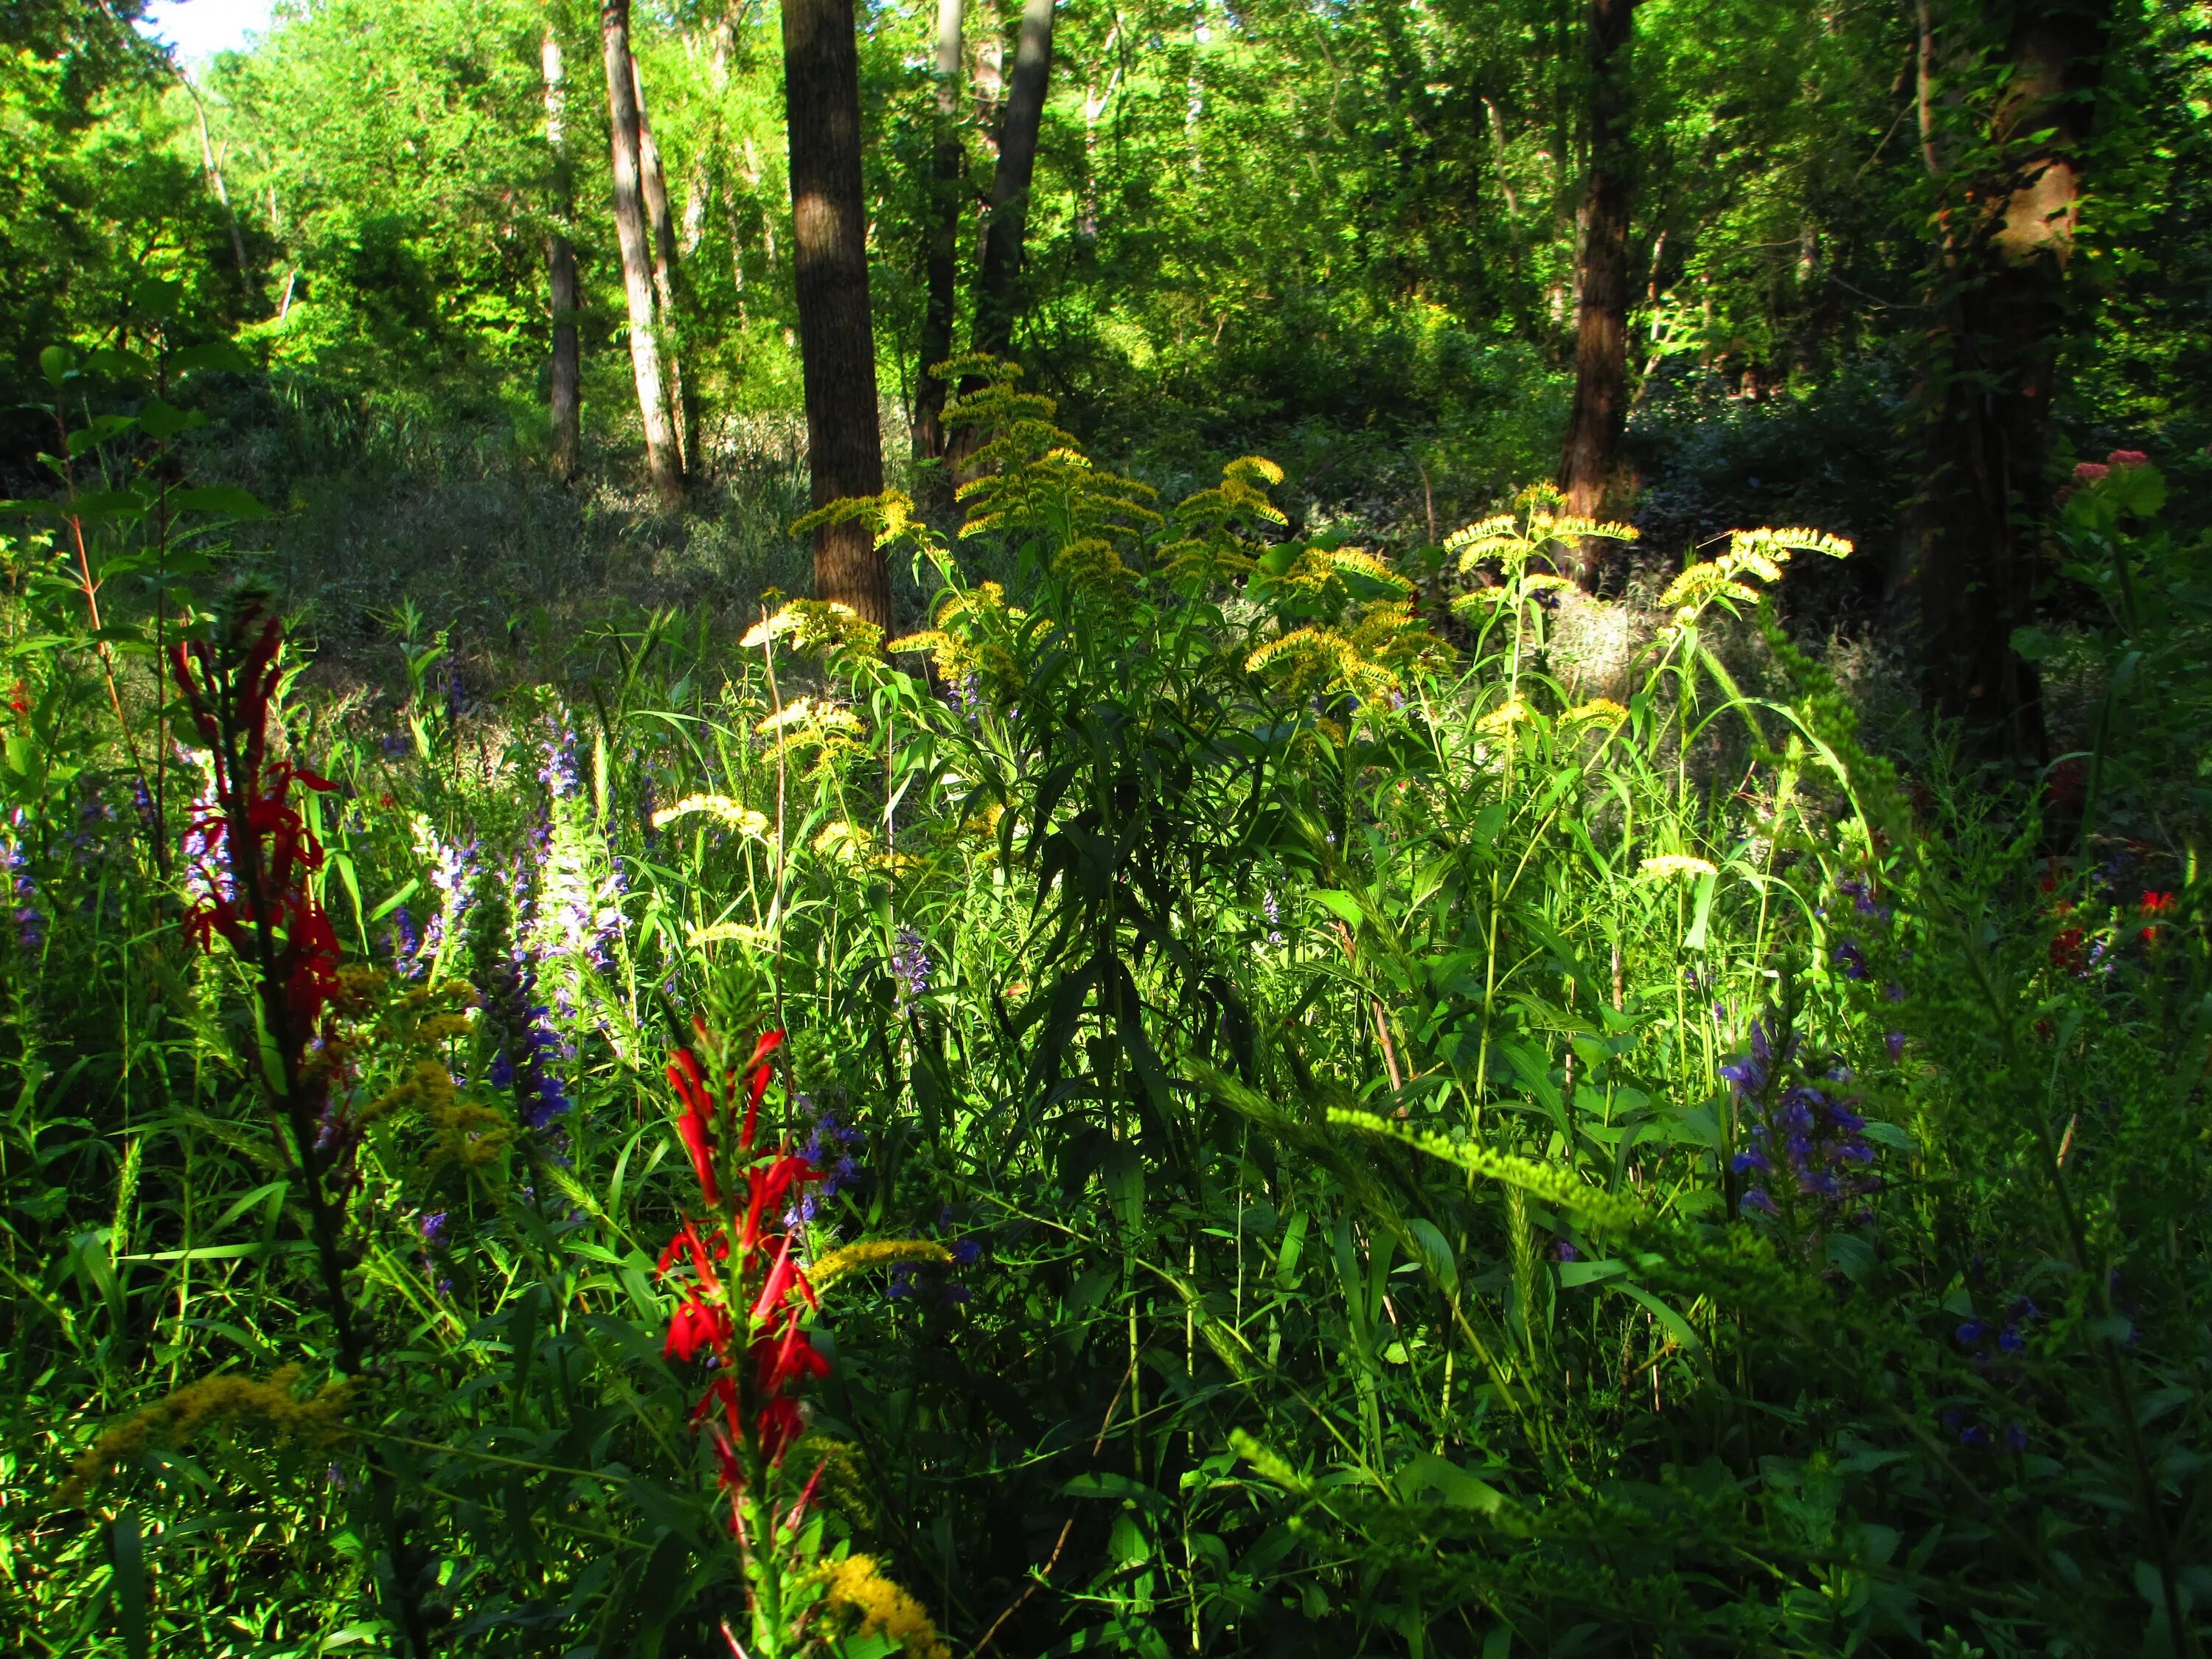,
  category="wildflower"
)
[539,712,580,798]
[950,1237,982,1268]
[947,670,982,726]
[2140,889,2174,945]
[1955,1320,1986,1345]
[891,928,931,1009]
[1640,854,1717,881]
[2,831,41,952]
[1832,940,1869,981]
[2108,448,2149,468]
[419,1211,448,1247]
[2073,461,2110,483]
[391,905,421,966]
[664,1290,732,1364]
[170,601,344,1040]
[1262,890,1284,945]
[2050,927,2086,973]
[1553,1240,1579,1263]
